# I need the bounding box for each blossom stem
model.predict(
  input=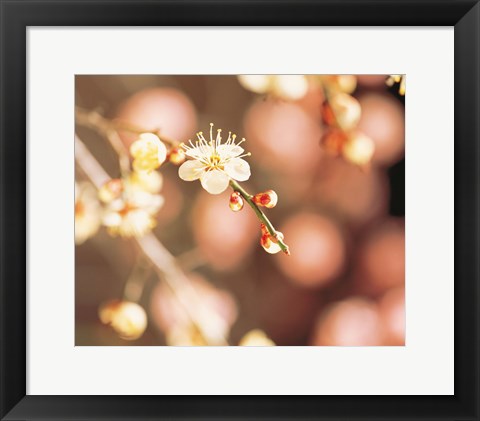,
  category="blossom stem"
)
[229,180,290,255]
